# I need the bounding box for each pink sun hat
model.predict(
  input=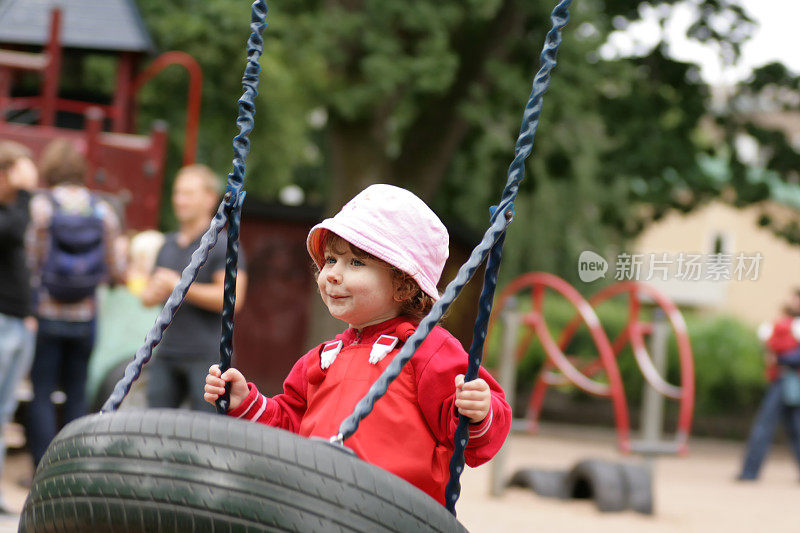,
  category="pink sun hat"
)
[307,184,449,300]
